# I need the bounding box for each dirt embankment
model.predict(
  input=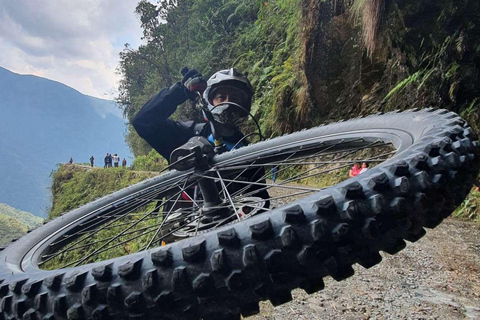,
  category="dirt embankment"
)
[249,219,480,320]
